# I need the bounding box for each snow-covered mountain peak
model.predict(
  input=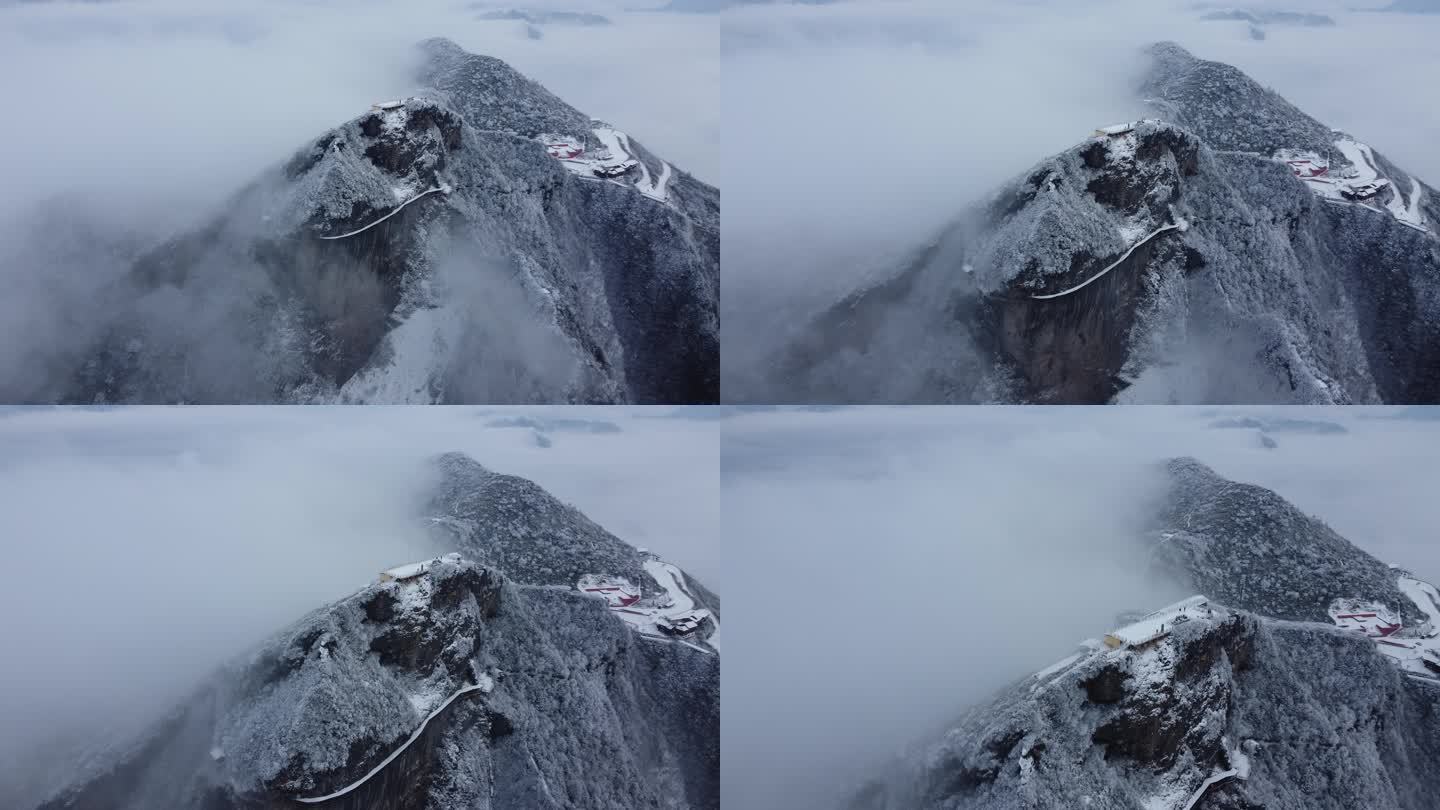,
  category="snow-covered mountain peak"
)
[49,38,717,405]
[847,463,1440,809]
[758,41,1439,405]
[37,458,719,810]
